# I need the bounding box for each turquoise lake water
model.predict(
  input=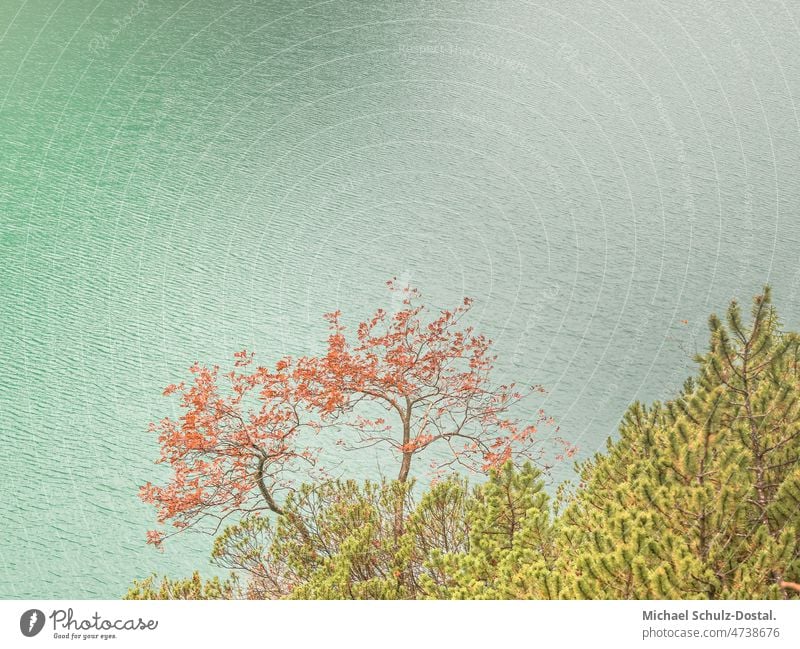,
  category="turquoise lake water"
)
[2,0,800,598]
